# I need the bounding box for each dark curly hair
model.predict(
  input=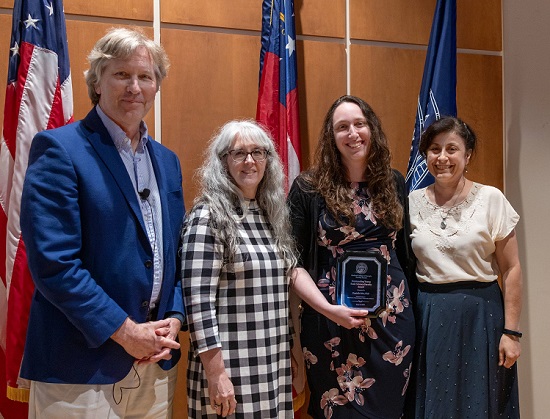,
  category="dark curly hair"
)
[303,95,403,229]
